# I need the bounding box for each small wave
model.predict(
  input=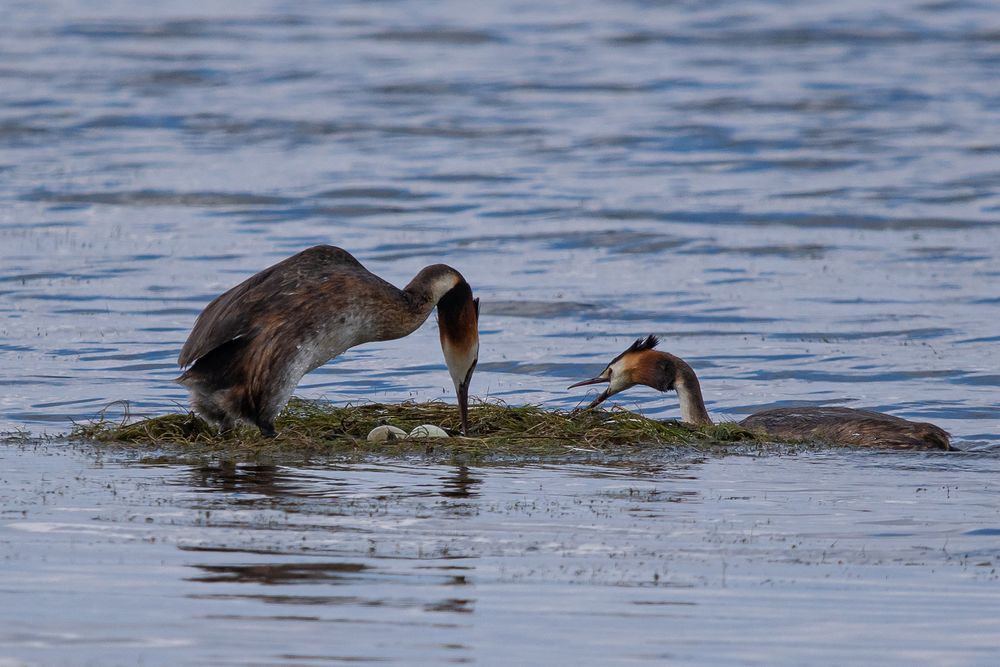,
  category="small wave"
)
[365,28,502,45]
[23,189,292,207]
